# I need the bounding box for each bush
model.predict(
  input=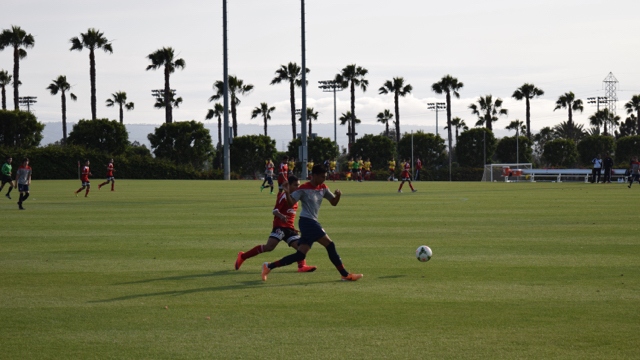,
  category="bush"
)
[231,134,277,176]
[576,135,615,166]
[615,136,640,165]
[348,134,396,169]
[148,120,214,168]
[287,136,339,165]
[543,139,578,167]
[397,131,446,169]
[0,110,45,148]
[68,119,128,155]
[495,136,533,163]
[456,128,497,167]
